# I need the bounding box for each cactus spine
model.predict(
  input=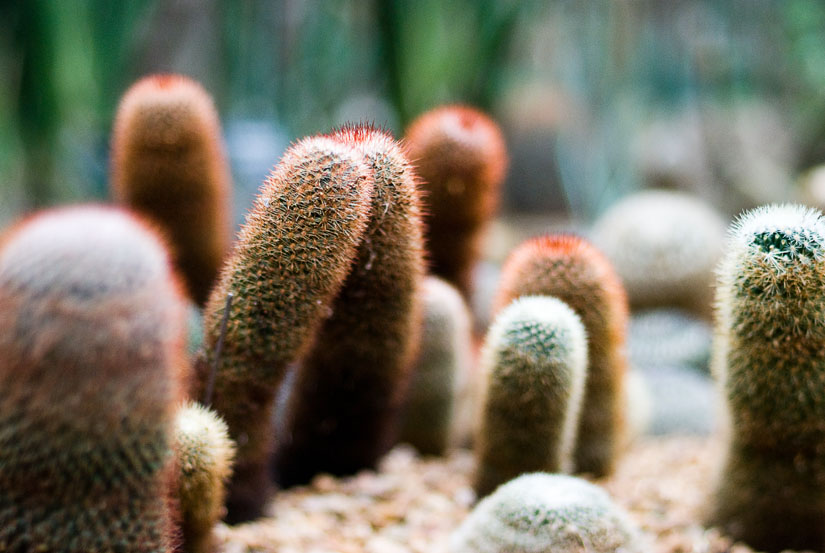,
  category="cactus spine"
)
[274,124,425,486]
[111,73,232,306]
[473,296,587,498]
[707,204,825,552]
[405,105,507,299]
[493,235,628,476]
[0,205,186,552]
[195,136,374,522]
